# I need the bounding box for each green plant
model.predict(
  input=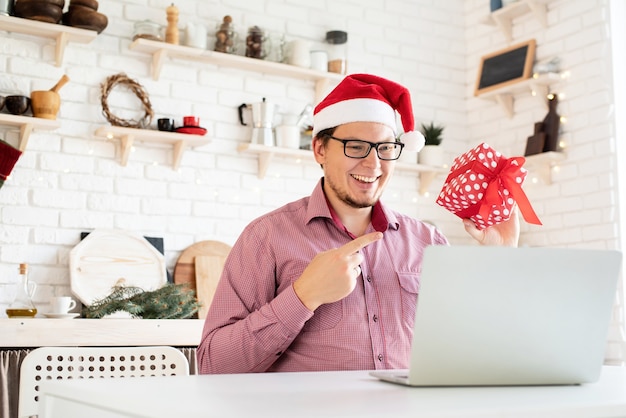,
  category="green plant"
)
[420,122,445,146]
